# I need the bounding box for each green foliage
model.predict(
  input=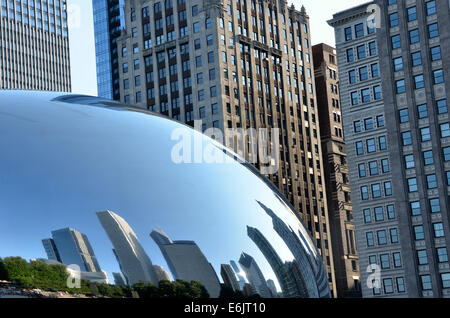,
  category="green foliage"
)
[132,279,209,299]
[0,257,210,298]
[0,258,9,280]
